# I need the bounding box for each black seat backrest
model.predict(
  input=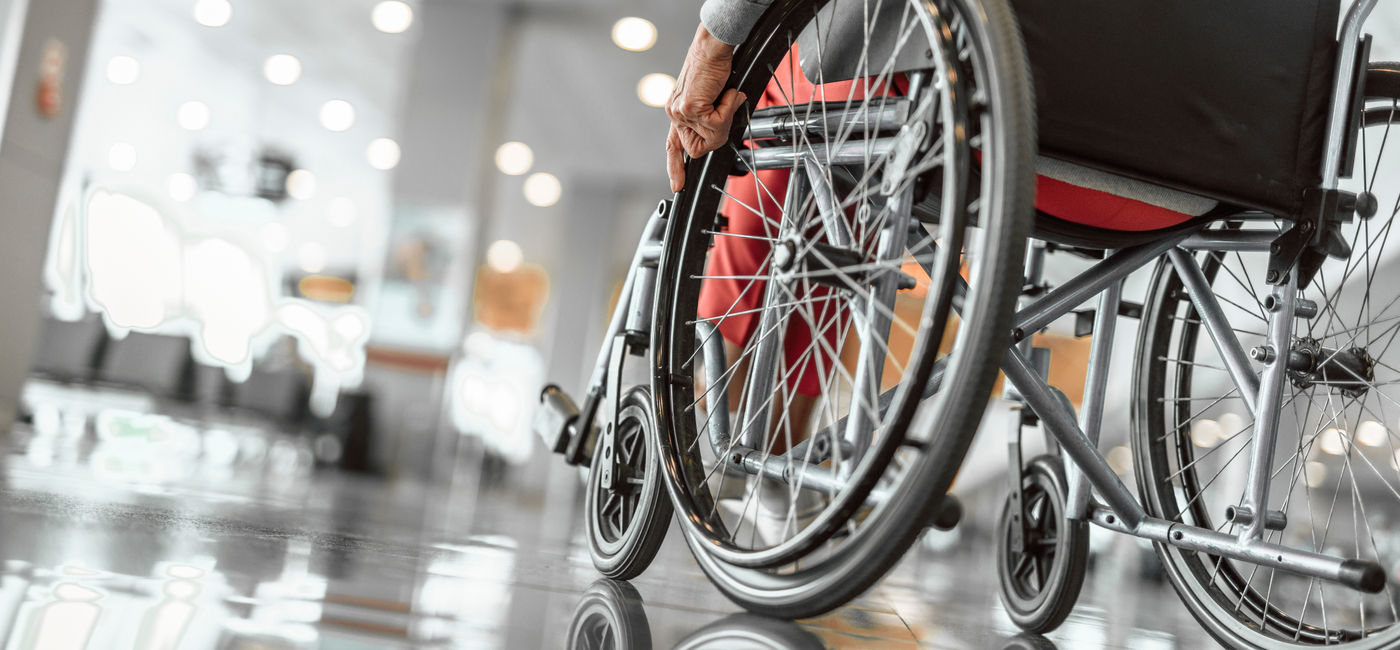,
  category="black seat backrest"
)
[1011,0,1340,218]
